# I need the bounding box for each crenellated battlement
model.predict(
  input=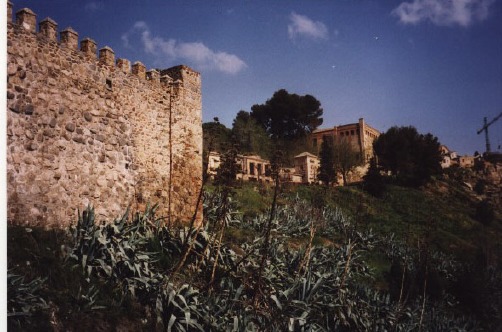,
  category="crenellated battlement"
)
[7,3,200,87]
[6,2,203,227]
